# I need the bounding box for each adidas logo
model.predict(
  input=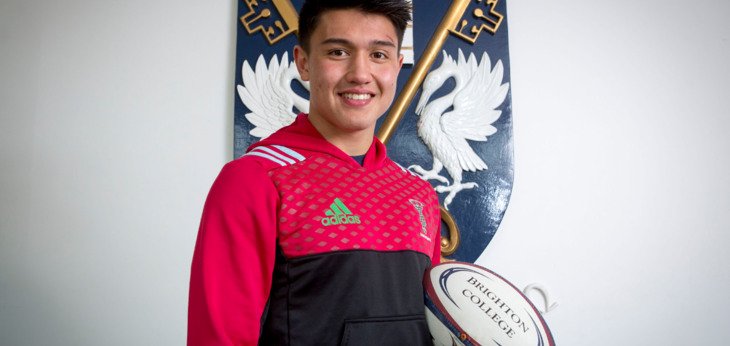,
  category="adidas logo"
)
[321,198,361,226]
